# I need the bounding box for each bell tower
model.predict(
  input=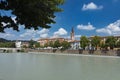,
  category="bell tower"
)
[71,27,75,41]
